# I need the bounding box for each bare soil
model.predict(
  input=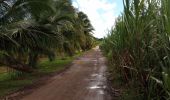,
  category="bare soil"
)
[3,47,112,100]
